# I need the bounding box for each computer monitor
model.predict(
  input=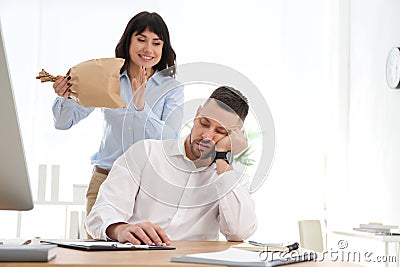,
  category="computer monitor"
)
[0,21,34,211]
